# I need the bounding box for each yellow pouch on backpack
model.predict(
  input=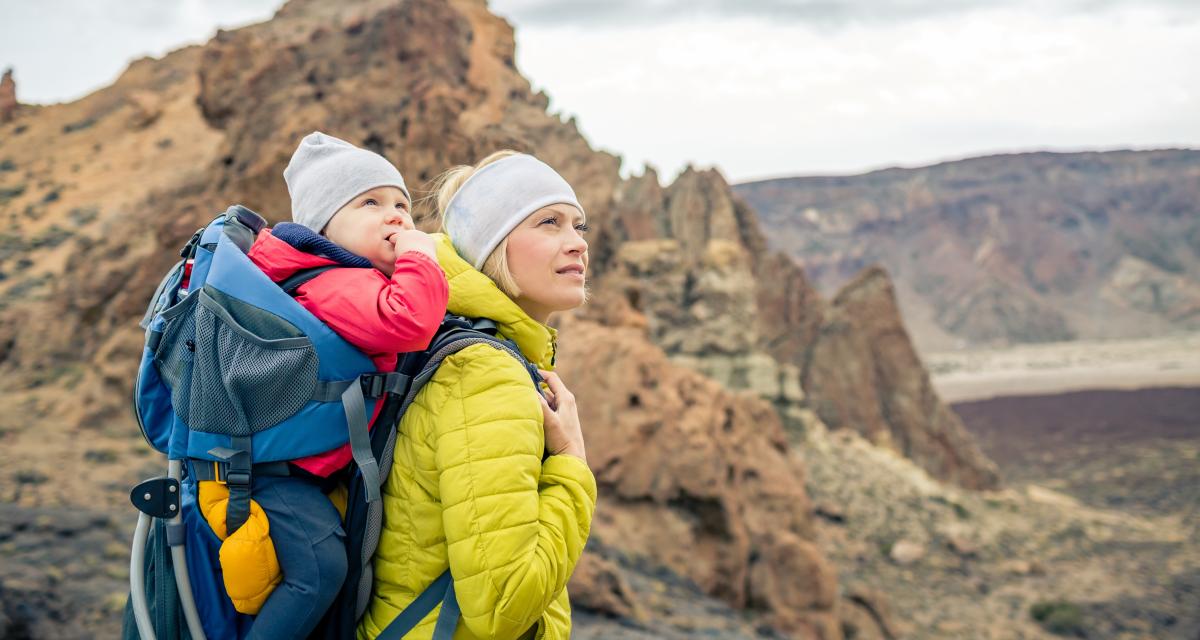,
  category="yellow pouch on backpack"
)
[198,480,283,615]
